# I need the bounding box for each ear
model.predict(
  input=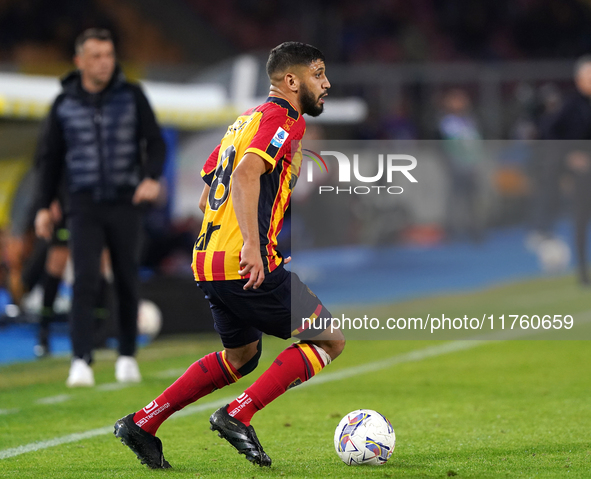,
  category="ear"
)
[73,54,82,70]
[284,72,300,93]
